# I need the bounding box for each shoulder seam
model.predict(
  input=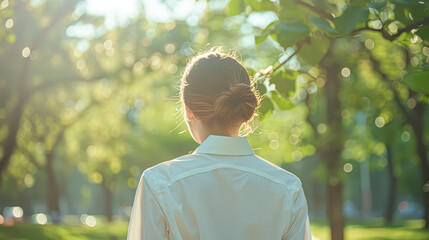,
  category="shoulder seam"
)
[166,163,300,190]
